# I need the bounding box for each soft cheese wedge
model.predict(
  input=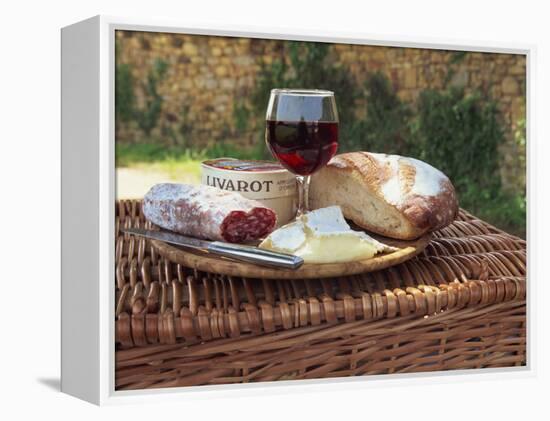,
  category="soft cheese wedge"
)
[259,206,398,264]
